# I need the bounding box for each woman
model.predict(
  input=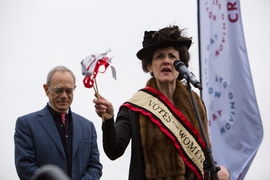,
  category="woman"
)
[94,25,230,180]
